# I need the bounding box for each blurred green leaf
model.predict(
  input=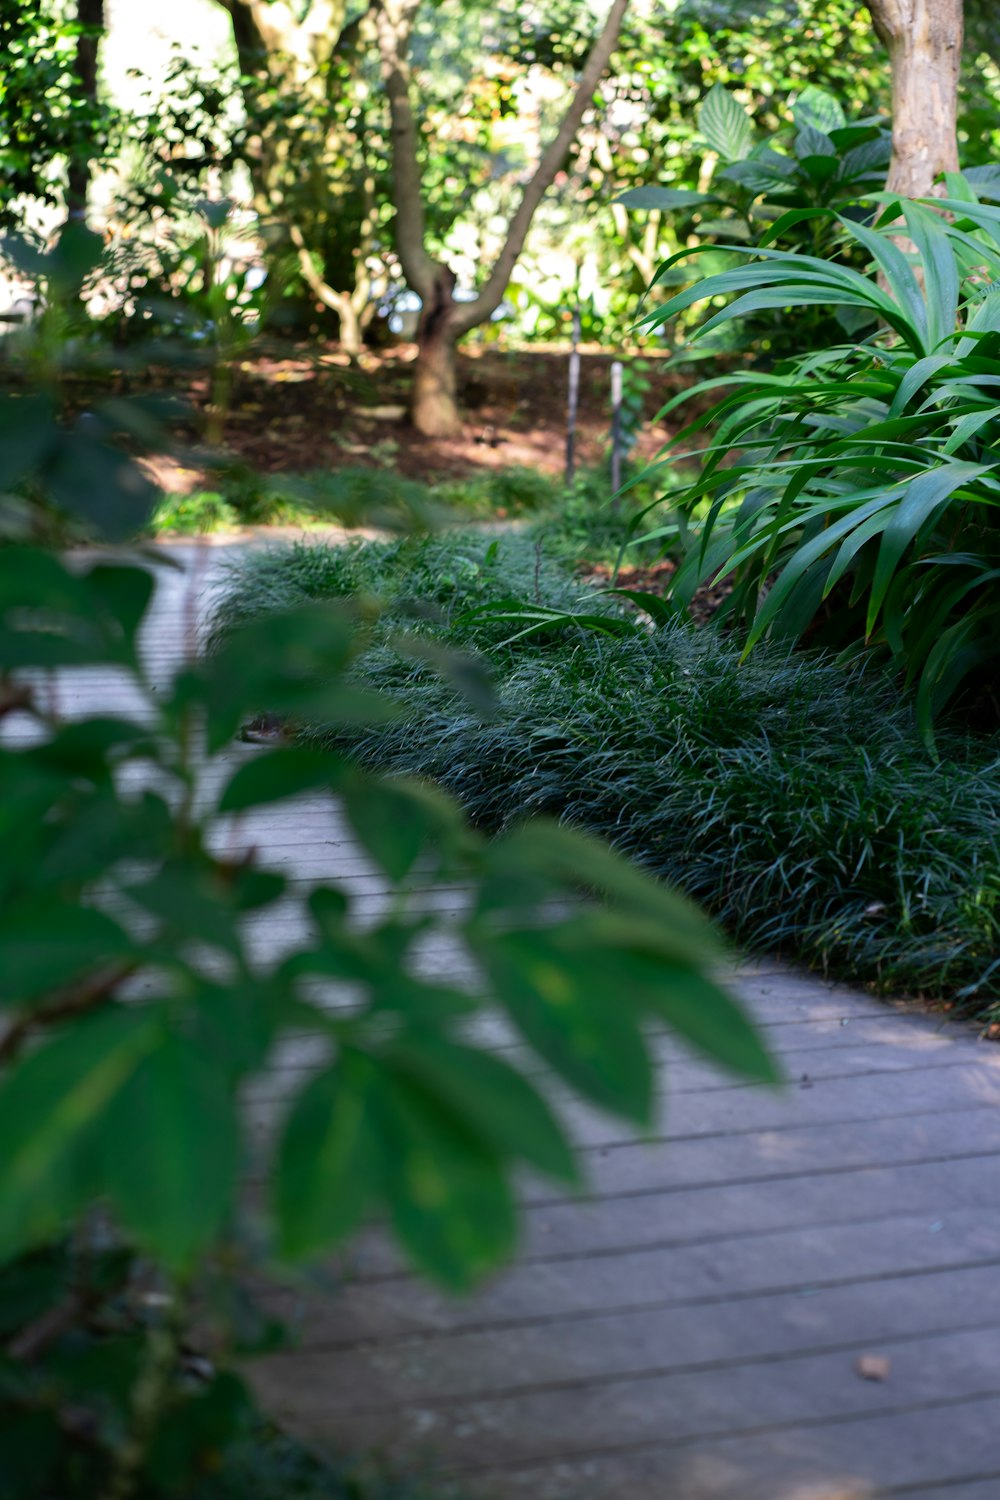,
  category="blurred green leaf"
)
[218,747,344,813]
[104,1031,240,1267]
[387,1034,580,1186]
[0,1010,156,1259]
[369,1060,517,1290]
[0,393,55,490]
[275,1054,379,1259]
[0,901,134,1007]
[475,926,655,1125]
[342,773,465,879]
[44,432,157,541]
